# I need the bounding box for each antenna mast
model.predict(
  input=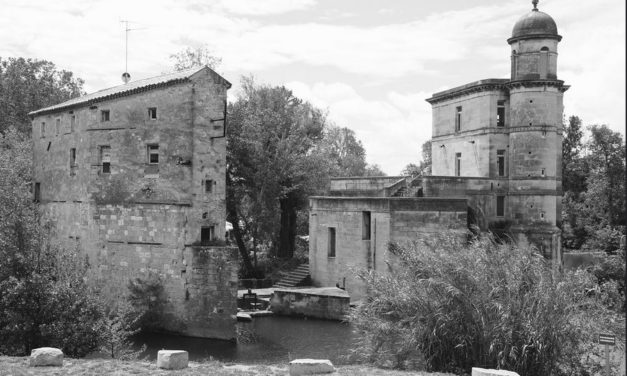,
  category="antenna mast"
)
[121,20,131,83]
